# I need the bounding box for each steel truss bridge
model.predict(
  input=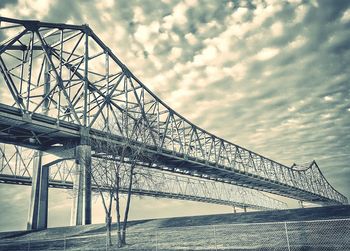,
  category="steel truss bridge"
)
[0,143,285,211]
[0,17,347,230]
